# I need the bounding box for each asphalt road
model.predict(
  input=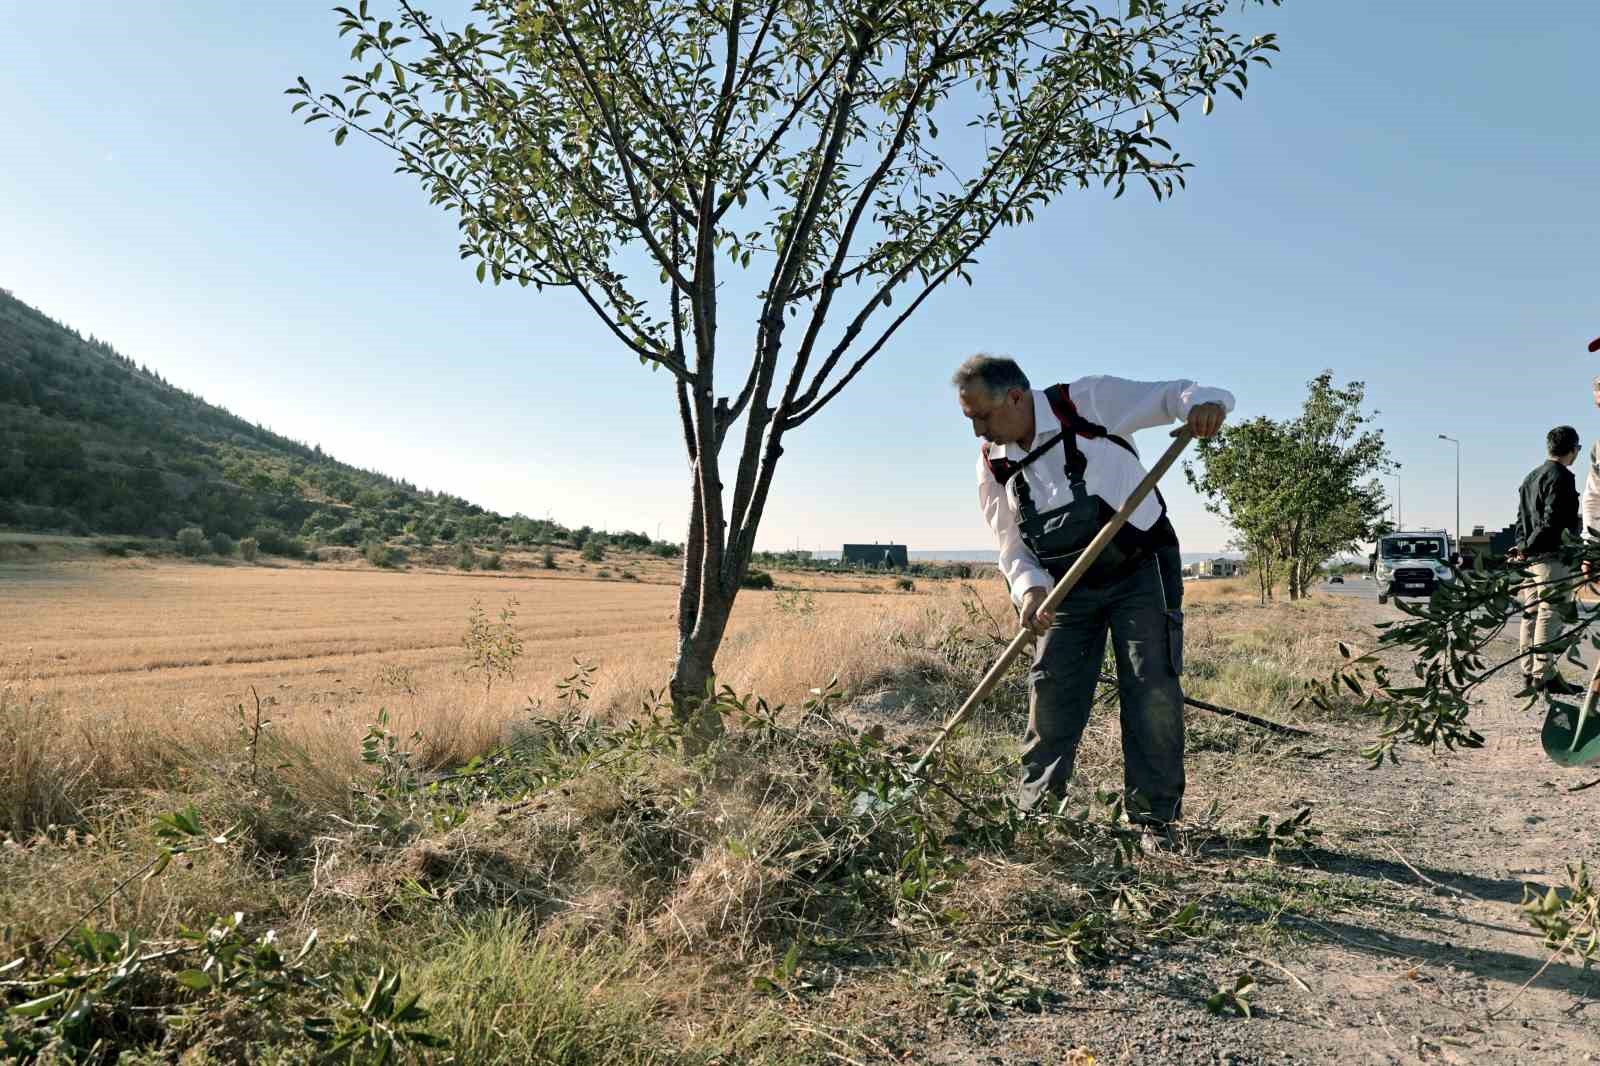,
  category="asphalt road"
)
[1317,577,1380,601]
